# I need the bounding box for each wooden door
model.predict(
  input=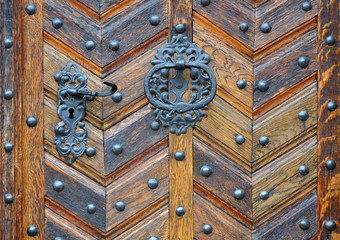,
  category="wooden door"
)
[0,0,339,239]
